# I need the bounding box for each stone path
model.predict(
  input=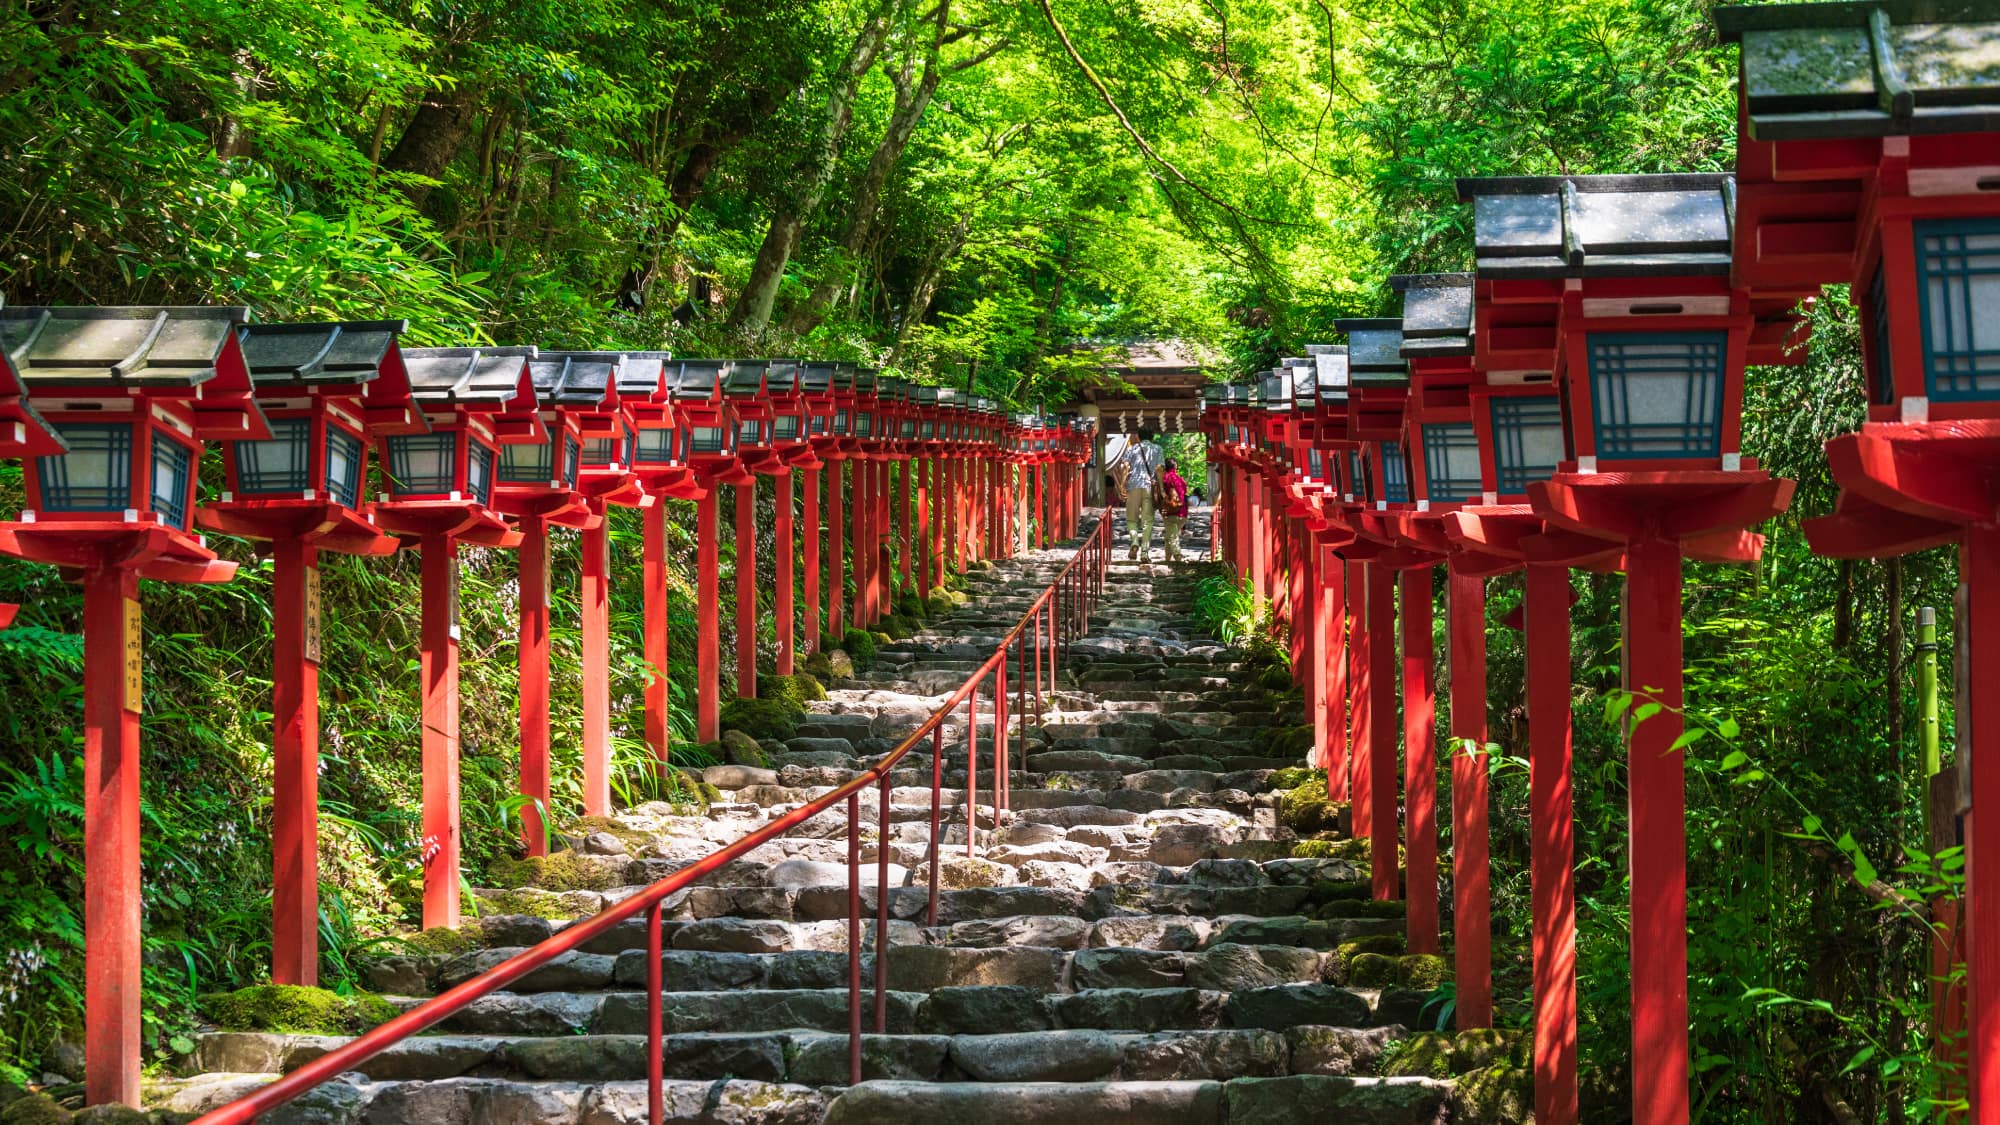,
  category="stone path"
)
[158,511,1451,1124]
